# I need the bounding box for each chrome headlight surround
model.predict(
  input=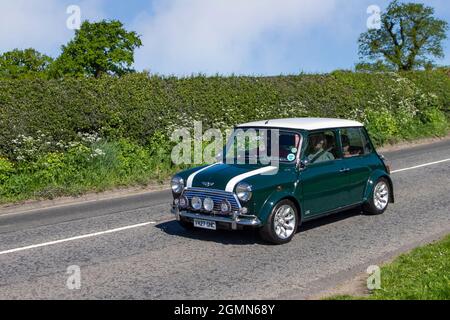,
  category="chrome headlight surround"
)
[171,176,184,194]
[220,199,232,214]
[178,195,188,209]
[191,196,202,210]
[203,197,214,212]
[236,182,253,202]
